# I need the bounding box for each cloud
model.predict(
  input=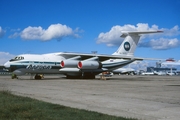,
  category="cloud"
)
[162,25,180,37]
[96,23,180,50]
[0,26,5,38]
[0,52,15,65]
[139,25,180,50]
[139,38,180,50]
[20,24,80,41]
[9,32,20,39]
[96,23,159,46]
